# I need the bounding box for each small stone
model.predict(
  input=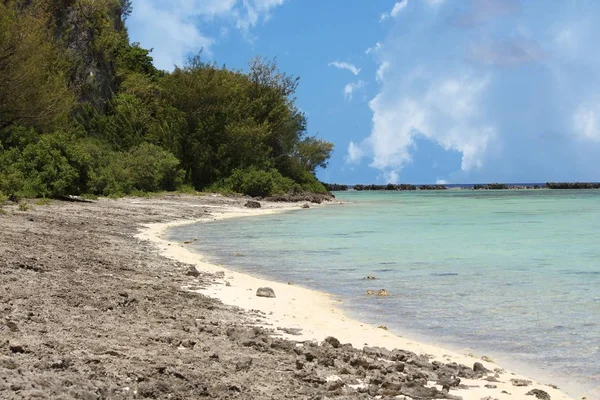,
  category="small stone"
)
[473,362,489,373]
[485,384,497,389]
[301,203,310,209]
[364,276,377,280]
[244,200,261,209]
[526,389,551,400]
[256,287,276,298]
[481,355,494,363]
[186,266,200,277]
[225,281,231,287]
[378,325,388,330]
[511,378,532,387]
[366,290,376,295]
[9,343,25,353]
[324,336,341,348]
[235,356,253,371]
[377,289,389,296]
